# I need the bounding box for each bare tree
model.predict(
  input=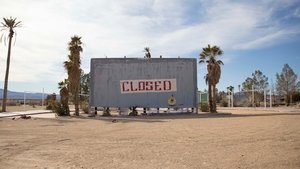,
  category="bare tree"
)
[242,70,269,106]
[276,64,298,106]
